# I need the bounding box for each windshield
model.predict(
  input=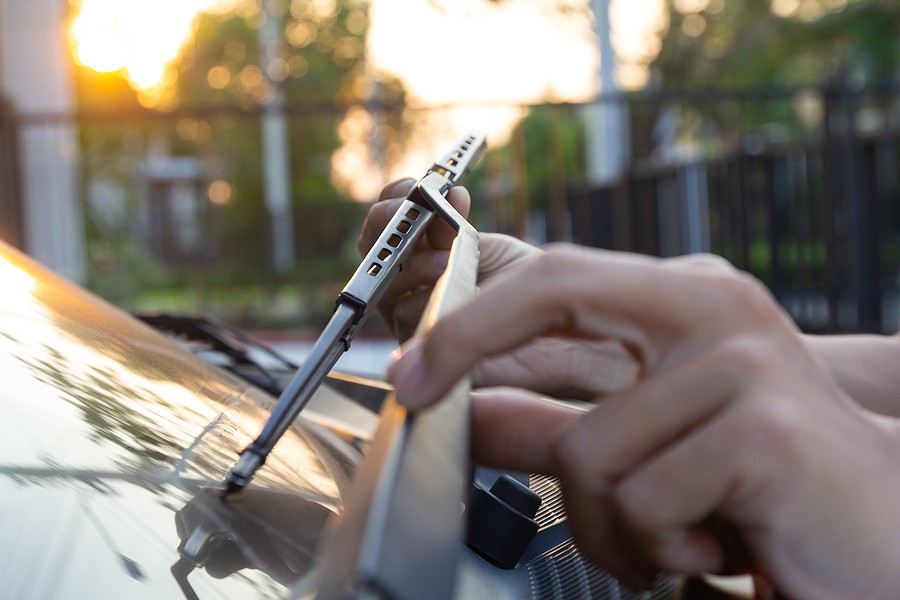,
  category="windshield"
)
[0,244,357,598]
